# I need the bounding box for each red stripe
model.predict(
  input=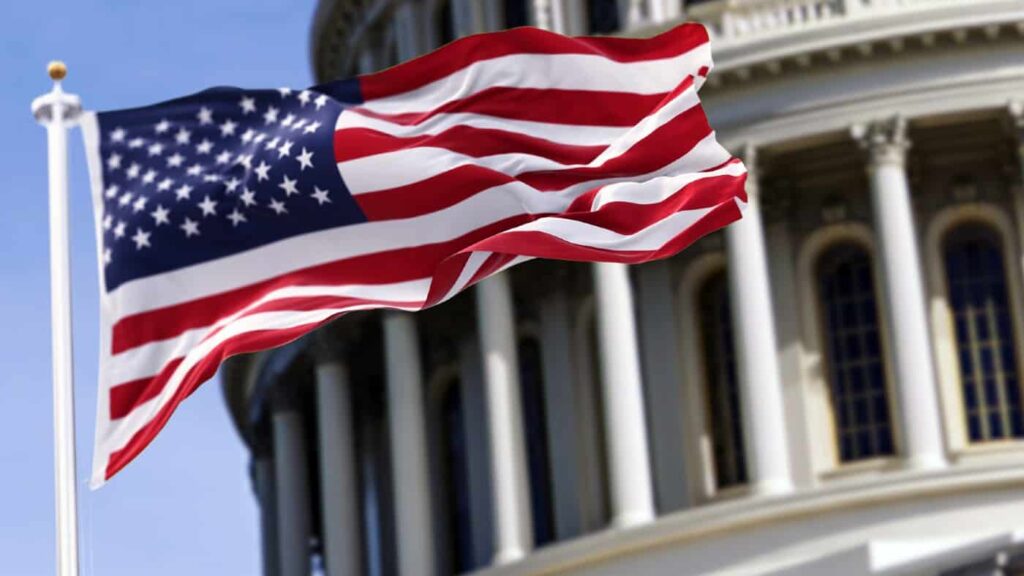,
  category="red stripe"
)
[353,165,517,221]
[359,24,709,101]
[351,88,667,128]
[109,358,184,421]
[111,215,535,354]
[334,124,606,165]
